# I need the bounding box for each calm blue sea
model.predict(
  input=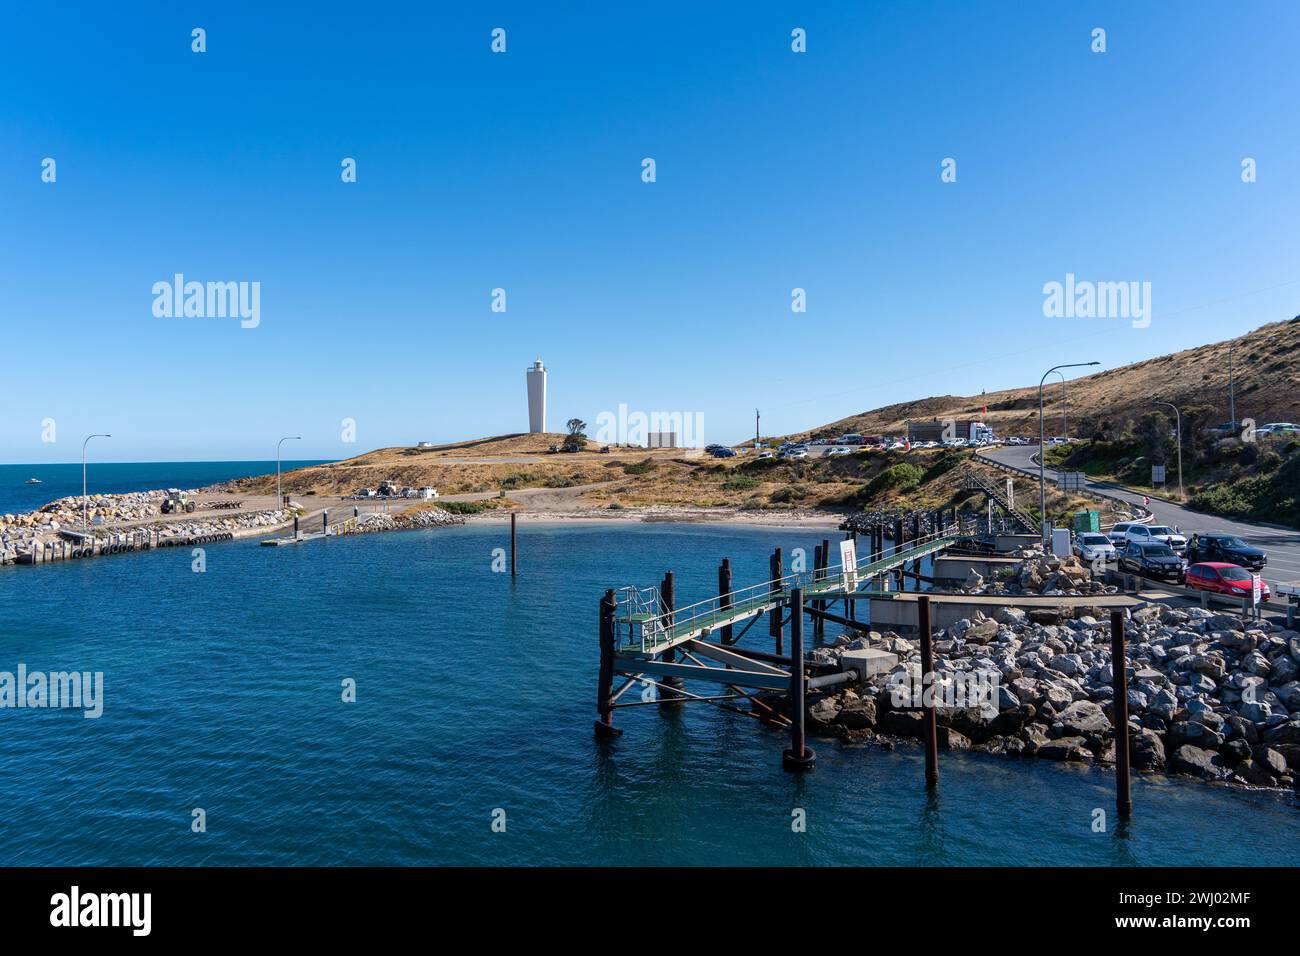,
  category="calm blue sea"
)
[0,461,328,515]
[0,512,1296,866]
